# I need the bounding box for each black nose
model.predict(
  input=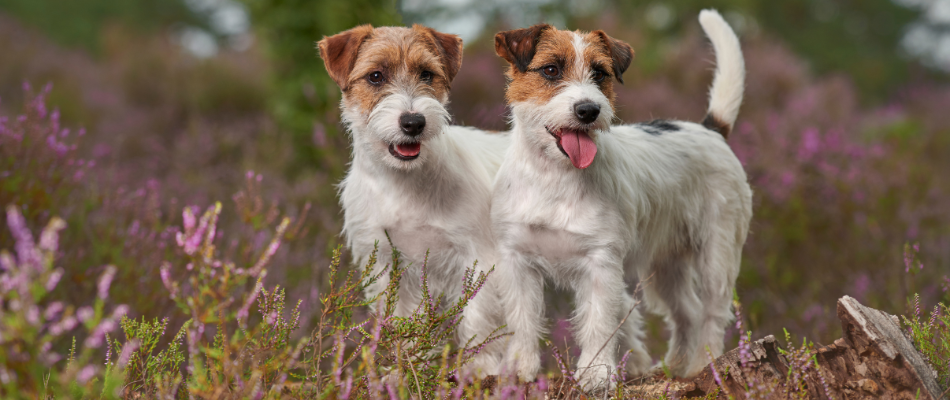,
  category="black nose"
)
[573,102,601,124]
[399,113,426,136]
